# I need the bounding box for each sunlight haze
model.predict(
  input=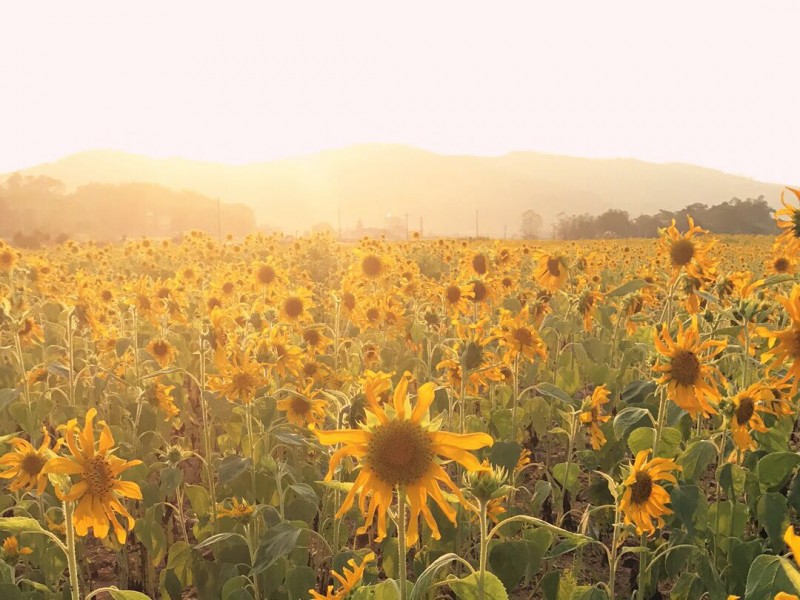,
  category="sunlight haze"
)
[2,0,798,184]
